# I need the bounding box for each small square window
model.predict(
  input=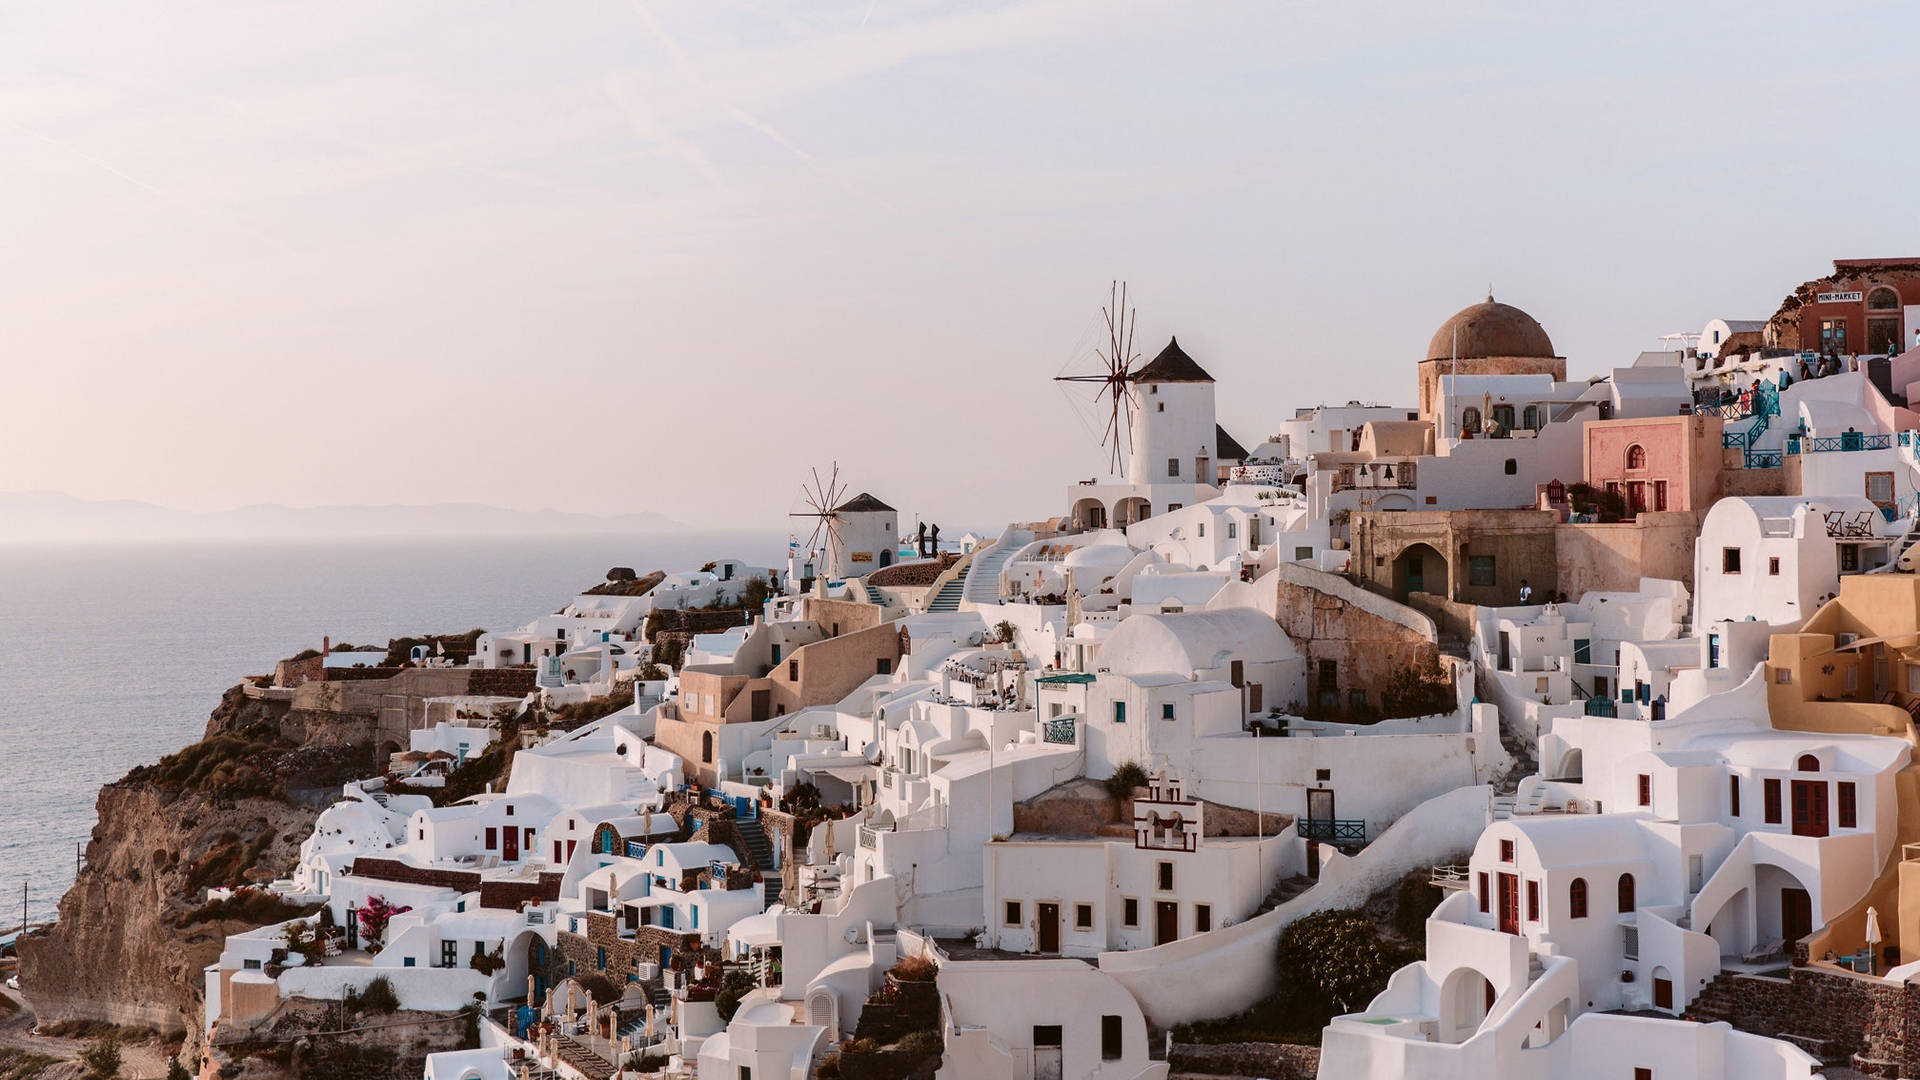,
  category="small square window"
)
[1722,547,1741,574]
[1468,555,1496,586]
[1776,668,1793,685]
[1004,901,1022,926]
[1293,545,1315,561]
[1195,903,1212,932]
[1161,703,1175,720]
[1122,898,1139,927]
[1114,701,1127,724]
[1157,862,1174,891]
[1075,903,1094,929]
[1167,457,1180,477]
[1500,839,1514,862]
[1315,768,1331,782]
